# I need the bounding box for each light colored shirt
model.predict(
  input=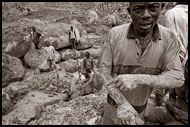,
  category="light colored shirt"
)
[99,23,184,106]
[164,5,188,64]
[44,46,56,60]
